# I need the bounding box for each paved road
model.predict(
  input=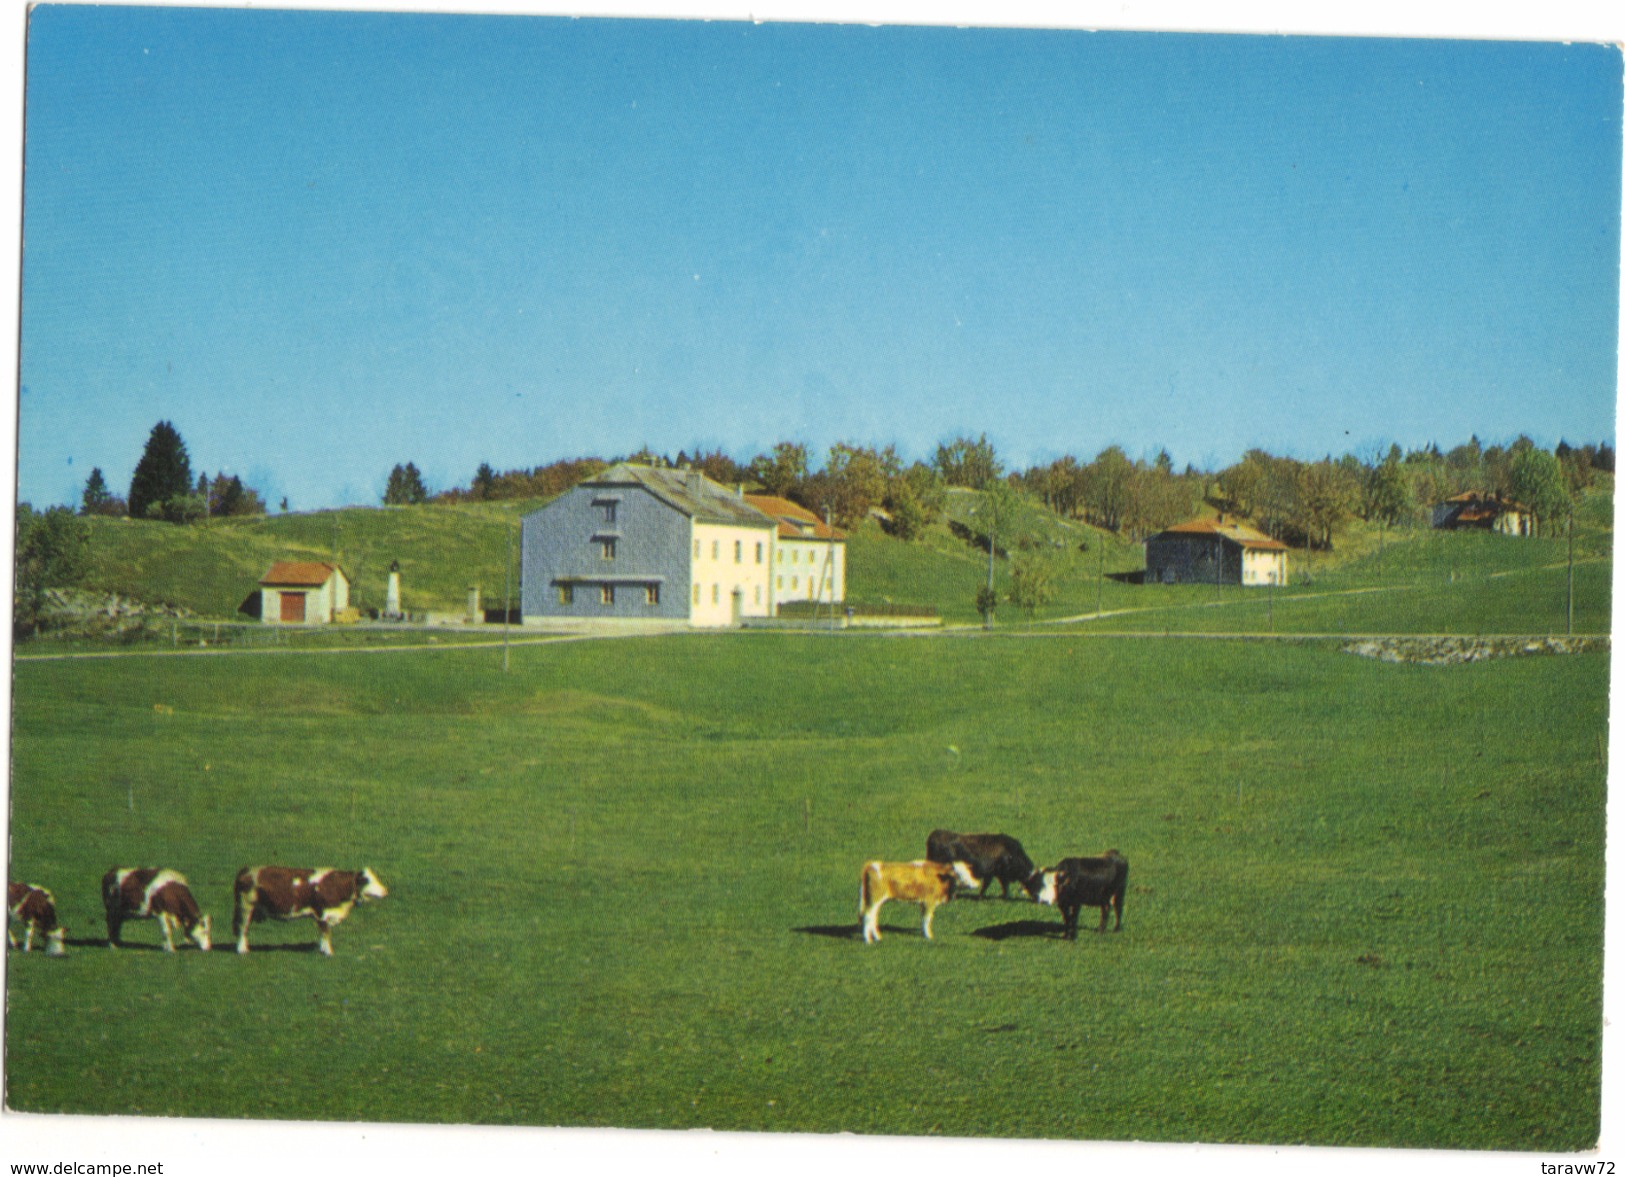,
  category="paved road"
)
[10,627,651,663]
[14,560,1609,661]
